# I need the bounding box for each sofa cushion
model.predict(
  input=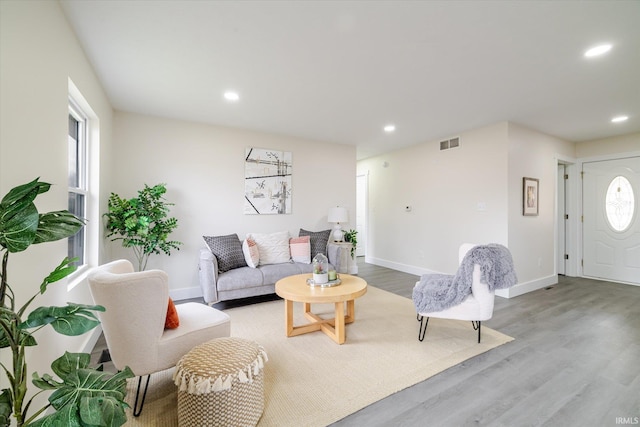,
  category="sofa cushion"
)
[289,236,311,264]
[203,234,247,273]
[292,262,316,275]
[299,229,331,259]
[247,231,291,265]
[216,266,265,292]
[242,238,260,268]
[259,262,305,285]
